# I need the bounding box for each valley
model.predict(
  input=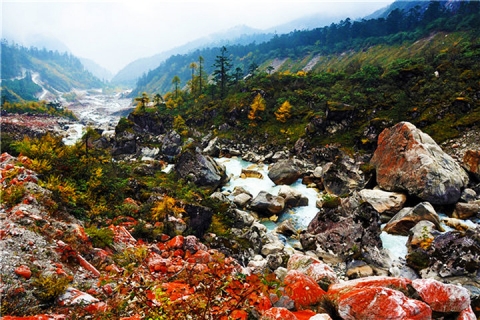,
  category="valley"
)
[1,1,480,319]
